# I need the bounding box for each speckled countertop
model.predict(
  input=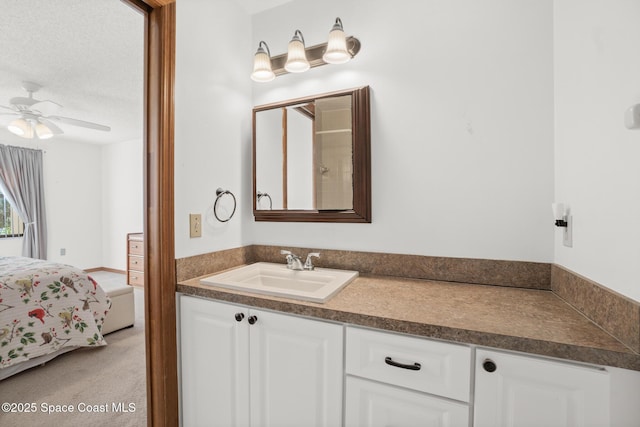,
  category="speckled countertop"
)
[177,272,640,371]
